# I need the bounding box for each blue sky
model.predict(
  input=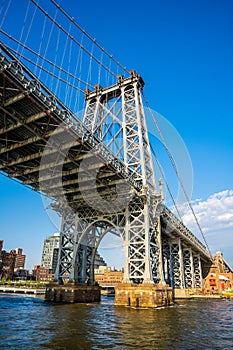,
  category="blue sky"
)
[0,0,233,269]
